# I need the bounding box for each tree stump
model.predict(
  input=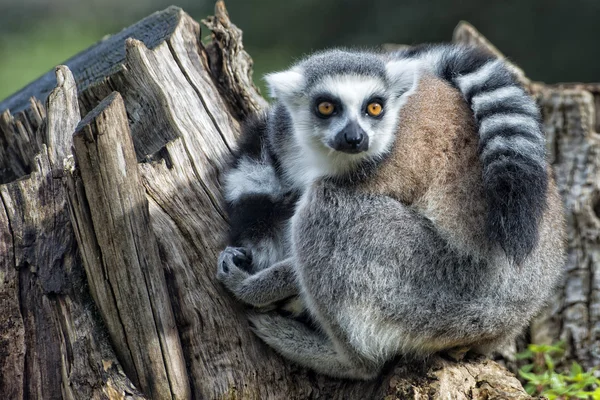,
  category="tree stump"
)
[0,2,597,399]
